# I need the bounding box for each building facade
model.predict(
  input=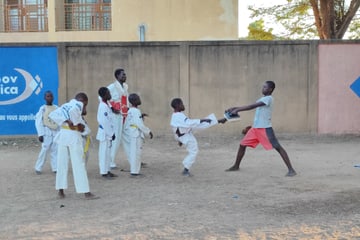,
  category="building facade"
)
[0,0,238,42]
